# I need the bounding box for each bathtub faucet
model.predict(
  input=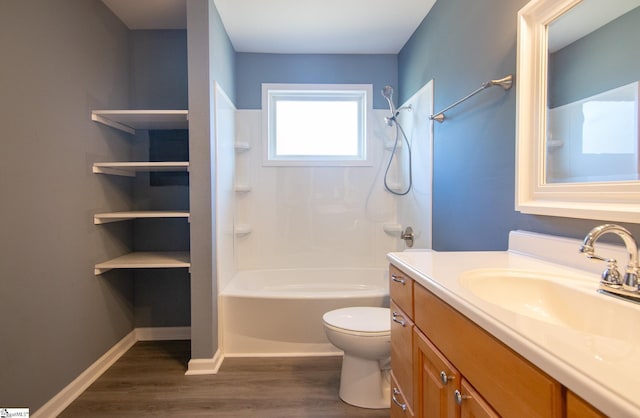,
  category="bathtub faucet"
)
[579,224,640,301]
